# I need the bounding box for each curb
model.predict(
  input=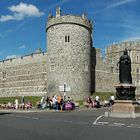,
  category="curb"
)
[0,107,108,113]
